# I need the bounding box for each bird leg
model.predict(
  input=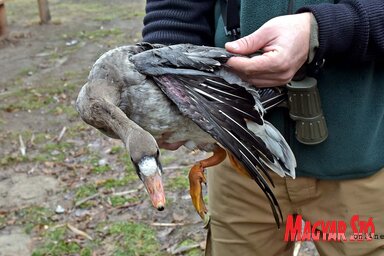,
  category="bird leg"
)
[189,146,227,219]
[157,132,187,150]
